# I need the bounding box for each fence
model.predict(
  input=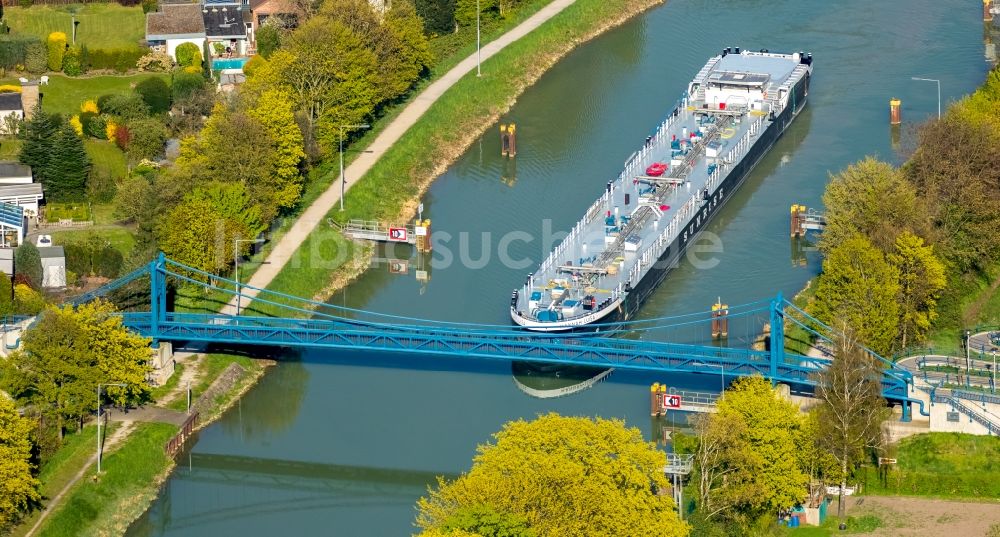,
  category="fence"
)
[164,412,199,457]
